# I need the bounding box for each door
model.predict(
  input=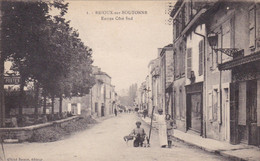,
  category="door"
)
[101,105,105,117]
[187,94,191,131]
[190,93,202,133]
[238,82,247,143]
[170,92,174,120]
[95,102,98,113]
[247,80,258,145]
[230,82,239,144]
[187,93,202,133]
